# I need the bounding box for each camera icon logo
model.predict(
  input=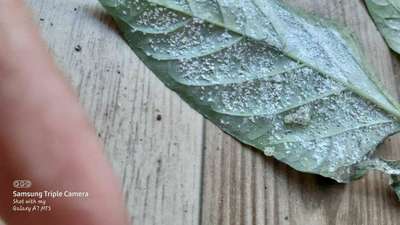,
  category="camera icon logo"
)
[12,180,32,189]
